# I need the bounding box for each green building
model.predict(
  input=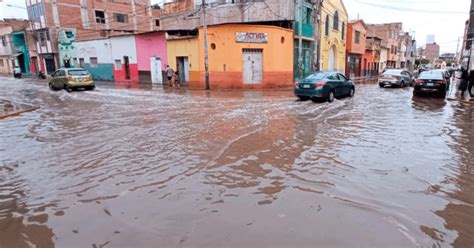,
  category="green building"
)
[294,0,316,81]
[12,32,31,75]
